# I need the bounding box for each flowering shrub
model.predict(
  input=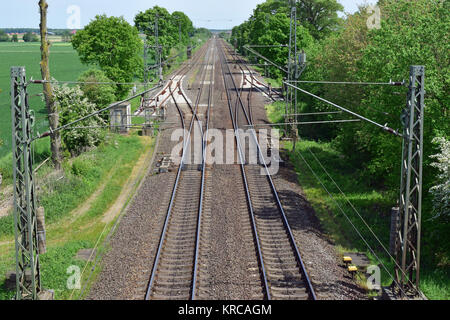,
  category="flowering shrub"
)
[430,137,450,220]
[53,85,105,156]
